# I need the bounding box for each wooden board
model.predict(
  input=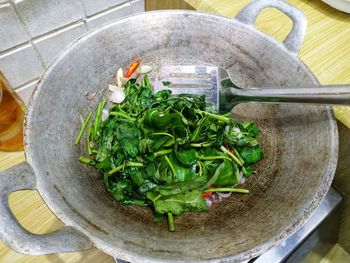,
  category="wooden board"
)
[145,0,194,11]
